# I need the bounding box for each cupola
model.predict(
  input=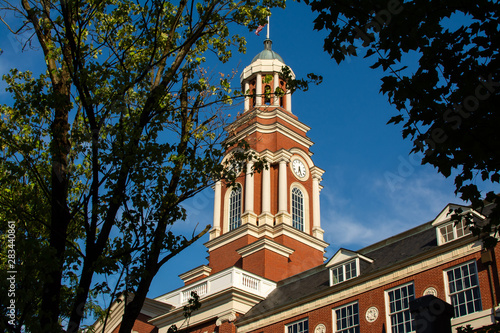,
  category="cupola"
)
[240,39,295,113]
